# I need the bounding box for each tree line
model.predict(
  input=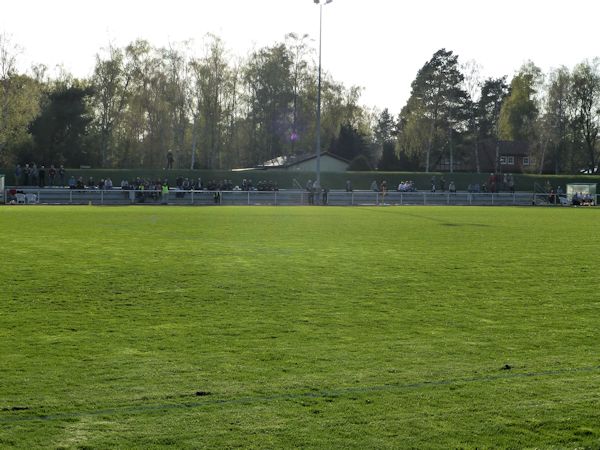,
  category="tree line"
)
[1,32,600,174]
[390,50,600,174]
